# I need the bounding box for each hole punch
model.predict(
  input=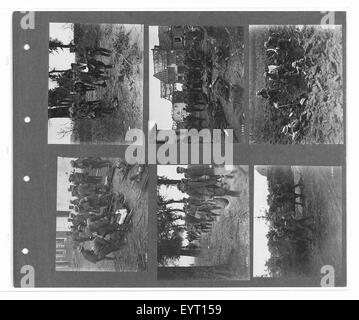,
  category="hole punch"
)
[23,176,30,182]
[22,248,29,255]
[23,44,31,51]
[24,117,31,124]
